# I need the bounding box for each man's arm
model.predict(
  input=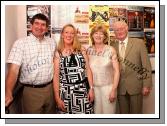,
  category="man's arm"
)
[139,39,152,96]
[5,63,20,107]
